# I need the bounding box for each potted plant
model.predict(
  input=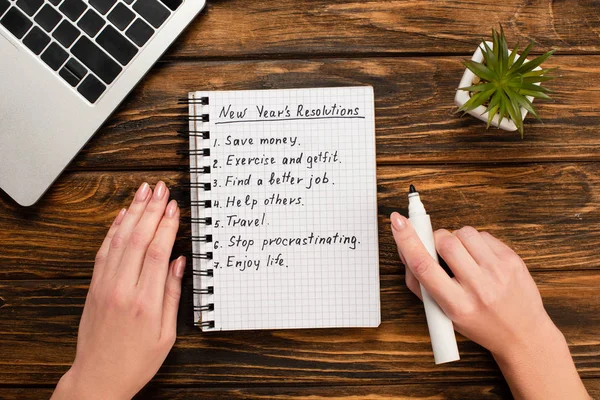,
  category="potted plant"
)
[454,27,556,137]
